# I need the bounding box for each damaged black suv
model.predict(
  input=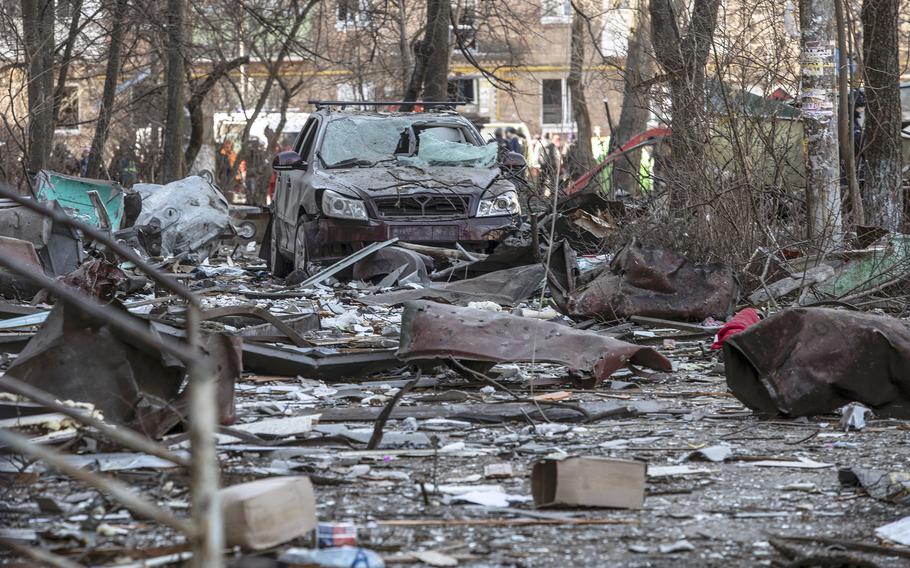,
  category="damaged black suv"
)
[263,101,524,276]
